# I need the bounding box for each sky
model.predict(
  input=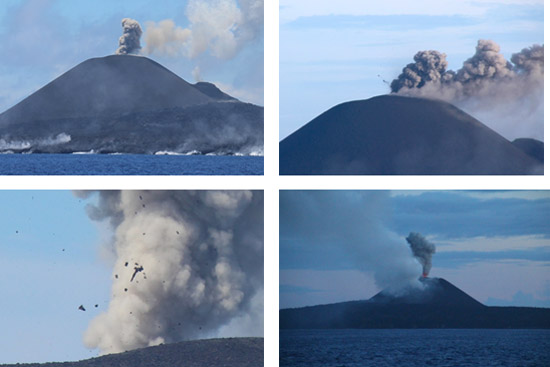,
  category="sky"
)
[279,0,544,140]
[0,191,111,364]
[0,0,264,113]
[280,190,550,310]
